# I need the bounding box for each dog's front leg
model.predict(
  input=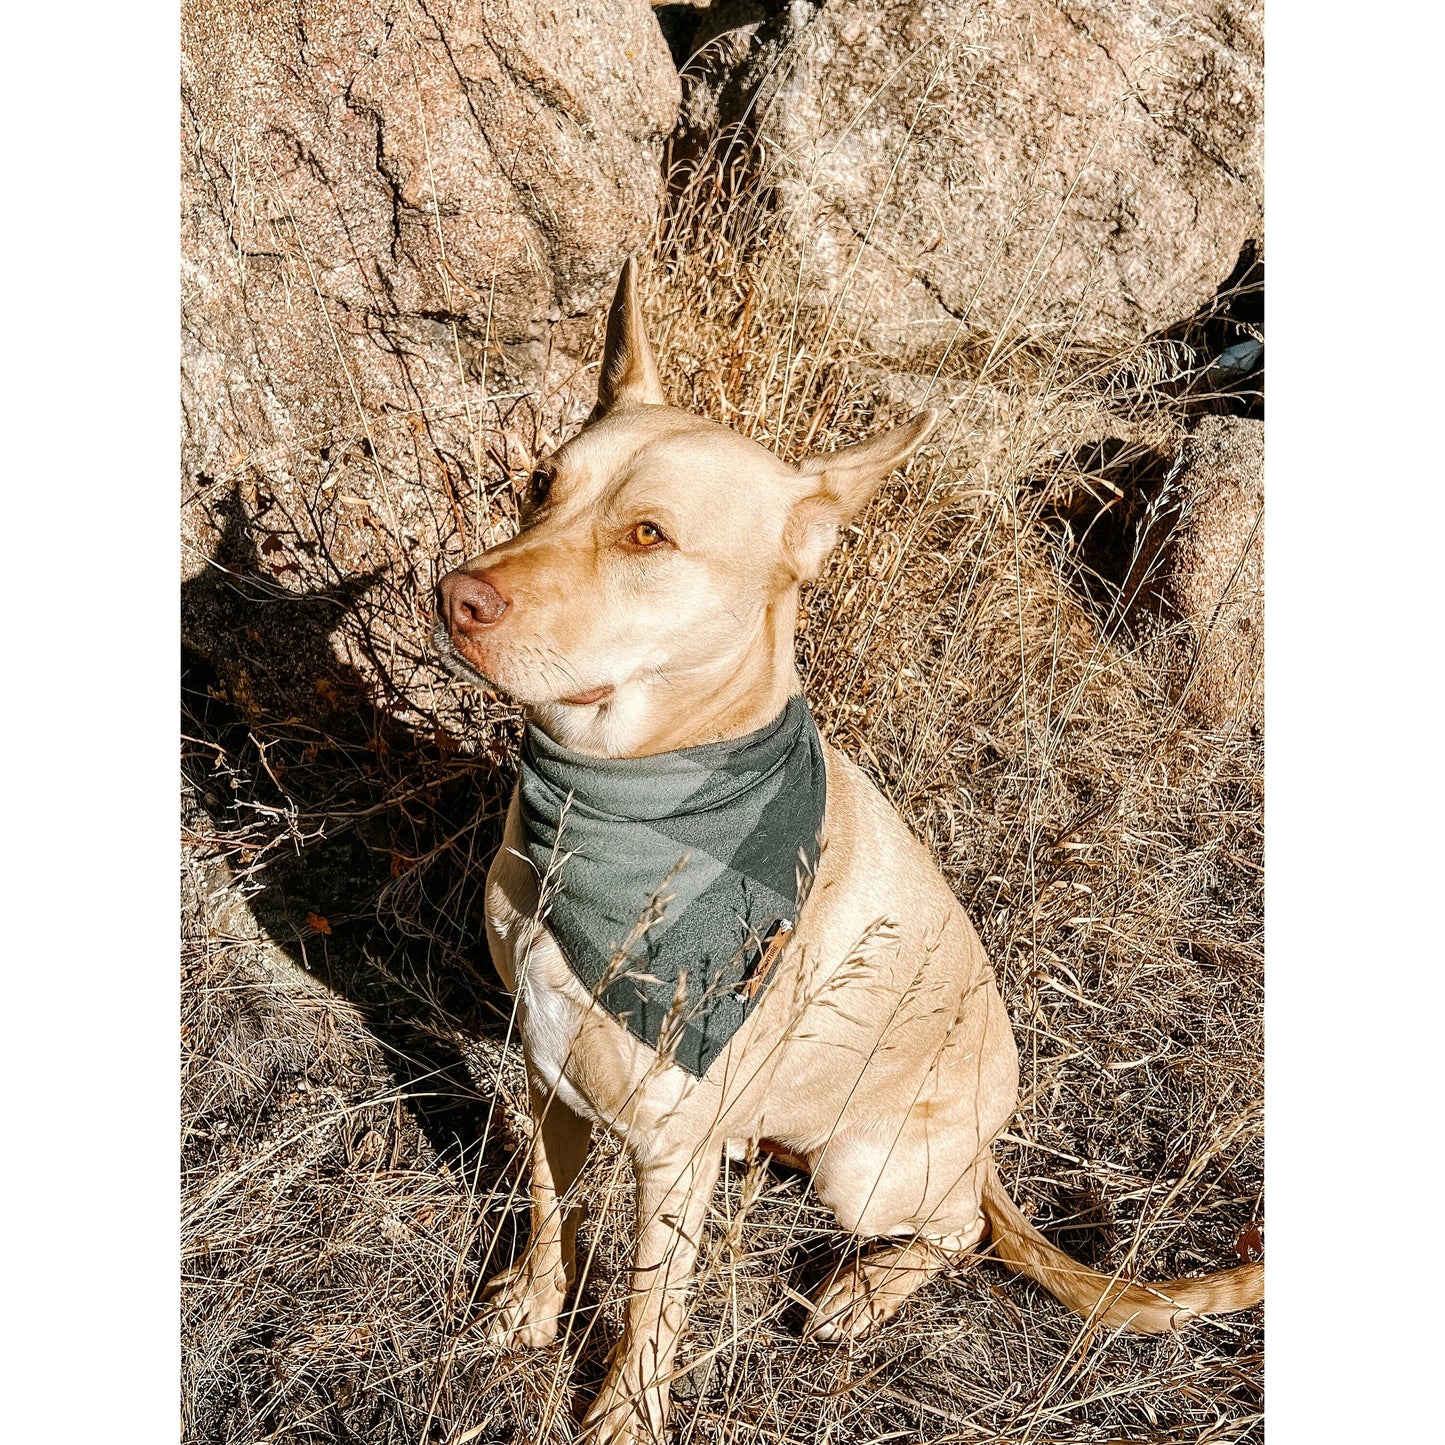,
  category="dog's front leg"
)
[477,1076,592,1348]
[583,1141,723,1444]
